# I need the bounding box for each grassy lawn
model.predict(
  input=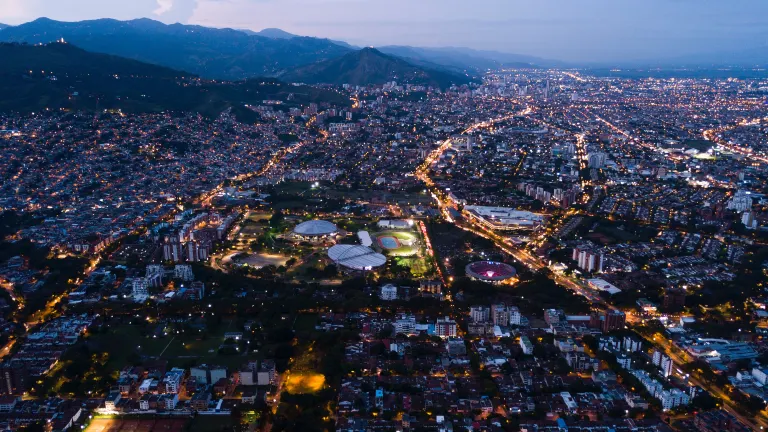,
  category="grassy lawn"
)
[287,253,329,280]
[88,321,257,370]
[274,181,314,195]
[294,313,318,333]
